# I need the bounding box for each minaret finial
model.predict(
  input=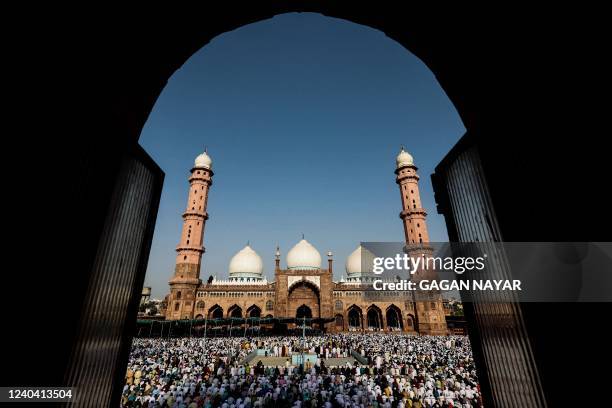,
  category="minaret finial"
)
[247,240,250,246]
[400,144,405,151]
[301,232,305,240]
[204,145,207,153]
